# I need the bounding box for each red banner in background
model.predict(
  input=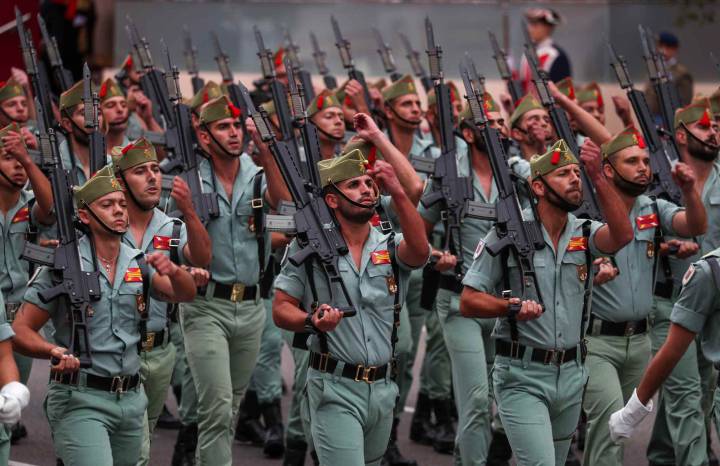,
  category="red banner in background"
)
[0,1,41,79]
